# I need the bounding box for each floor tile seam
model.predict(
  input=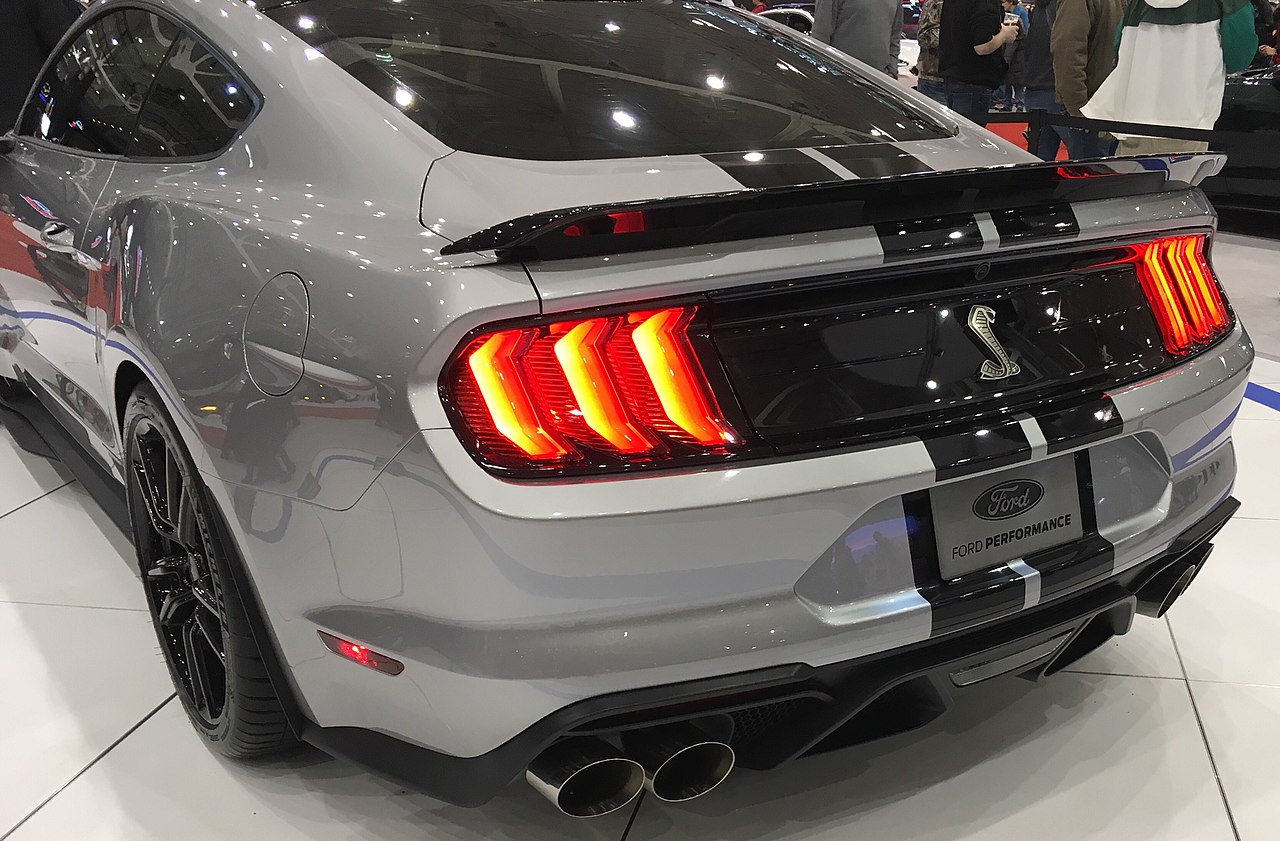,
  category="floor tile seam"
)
[0,693,176,841]
[0,599,148,613]
[0,481,76,523]
[1183,678,1280,690]
[1168,620,1243,841]
[1057,669,1185,681]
